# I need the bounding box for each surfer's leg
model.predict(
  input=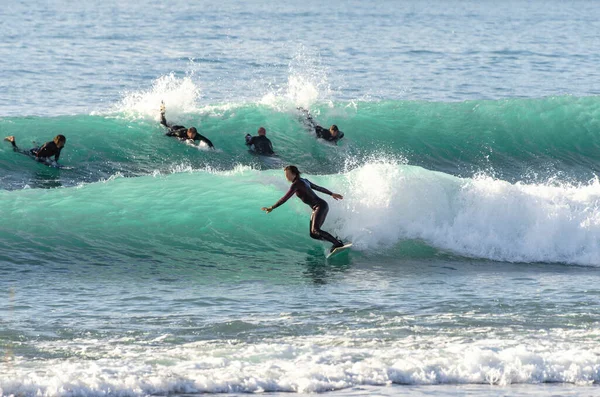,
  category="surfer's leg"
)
[298,107,317,130]
[160,102,170,128]
[4,136,18,151]
[309,209,322,240]
[4,136,32,156]
[4,137,44,161]
[310,203,343,248]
